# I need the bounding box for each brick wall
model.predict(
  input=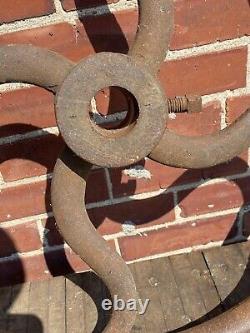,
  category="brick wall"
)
[0,0,250,286]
